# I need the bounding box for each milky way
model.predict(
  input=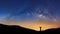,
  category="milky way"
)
[0,0,59,22]
[0,0,60,31]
